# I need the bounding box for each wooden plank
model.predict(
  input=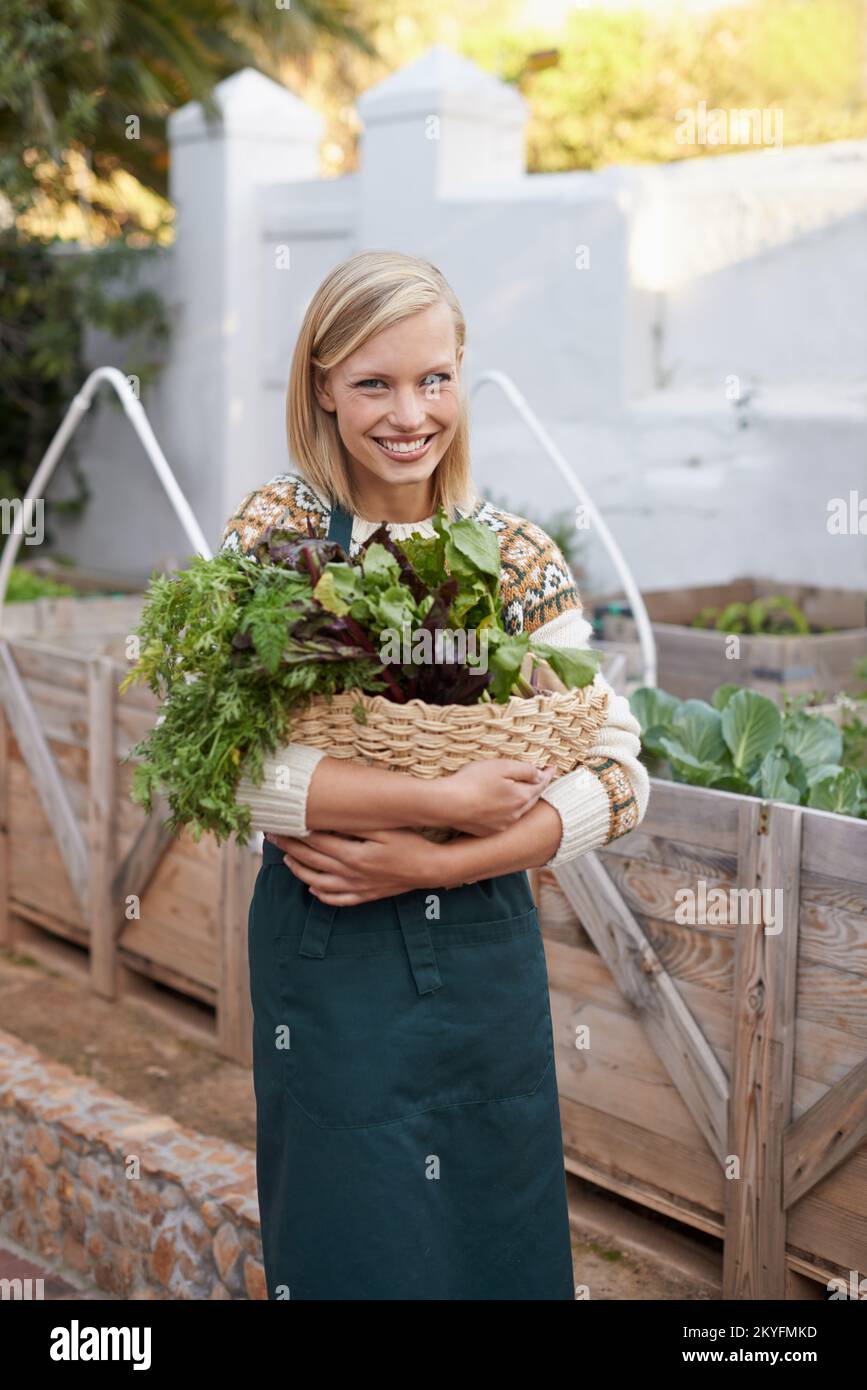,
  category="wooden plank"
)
[603,855,739,933]
[723,799,802,1300]
[116,834,220,992]
[801,810,867,887]
[640,780,741,854]
[0,641,89,911]
[111,799,175,936]
[216,837,257,1065]
[783,1055,867,1208]
[552,991,728,1149]
[559,1095,725,1219]
[554,850,730,1161]
[597,829,738,878]
[787,1185,867,1277]
[9,638,89,690]
[88,656,116,999]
